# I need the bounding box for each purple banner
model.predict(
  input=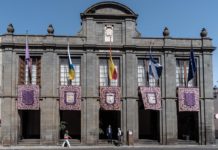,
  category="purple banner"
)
[59,86,81,110]
[22,90,34,105]
[100,87,121,110]
[178,88,199,112]
[140,87,161,110]
[17,85,39,110]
